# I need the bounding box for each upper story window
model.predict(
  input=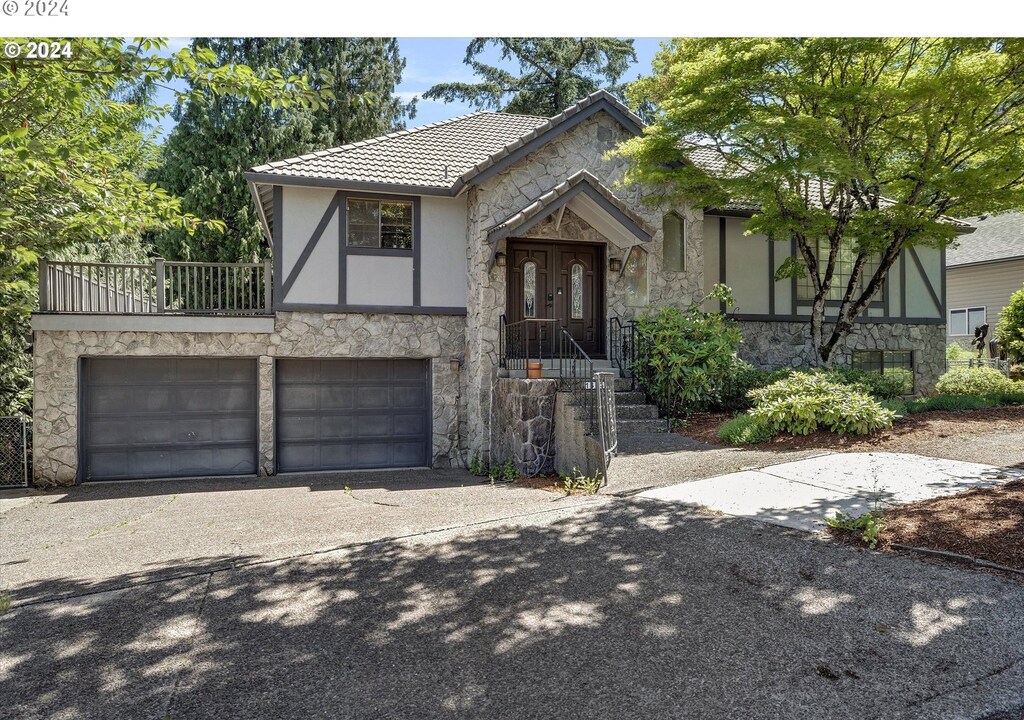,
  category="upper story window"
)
[623,246,649,307]
[662,212,686,272]
[796,239,879,302]
[347,198,413,249]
